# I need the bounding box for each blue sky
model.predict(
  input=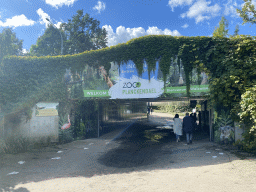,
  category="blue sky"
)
[1,0,256,53]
